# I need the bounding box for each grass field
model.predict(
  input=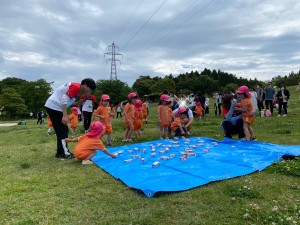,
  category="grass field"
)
[0,86,299,225]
